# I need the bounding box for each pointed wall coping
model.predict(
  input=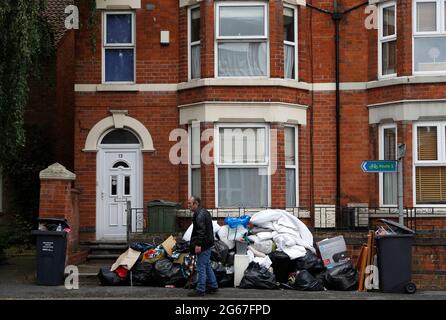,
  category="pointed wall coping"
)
[40,163,76,181]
